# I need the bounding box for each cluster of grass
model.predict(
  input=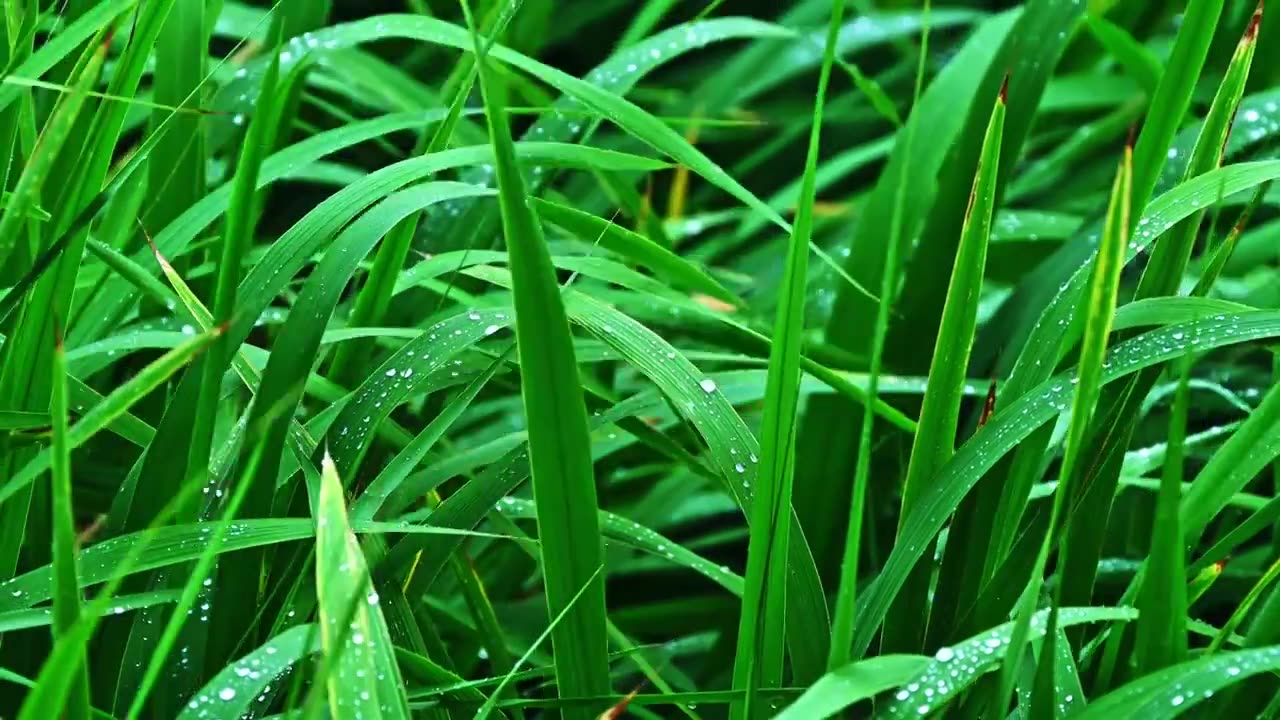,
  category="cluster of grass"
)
[4,0,1280,717]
